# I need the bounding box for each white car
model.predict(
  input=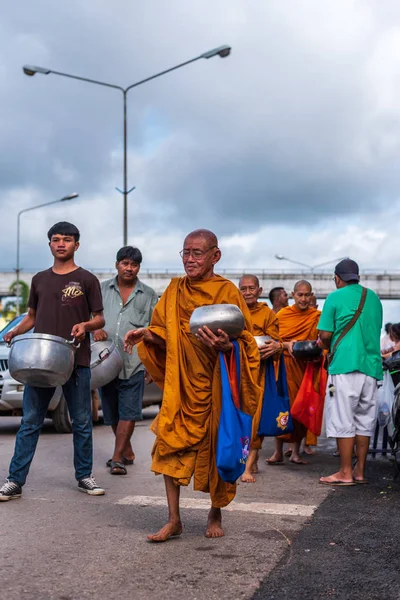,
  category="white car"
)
[0,316,162,433]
